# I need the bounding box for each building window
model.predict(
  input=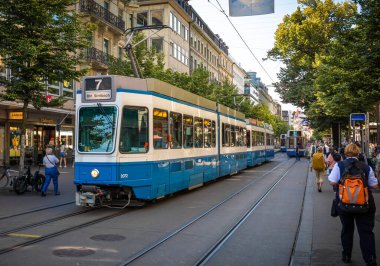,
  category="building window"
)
[137,12,148,27]
[103,39,109,55]
[151,38,163,53]
[62,80,74,99]
[130,14,134,27]
[170,12,173,28]
[104,1,109,10]
[47,80,60,96]
[118,46,123,60]
[177,20,181,36]
[151,10,163,26]
[170,42,174,56]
